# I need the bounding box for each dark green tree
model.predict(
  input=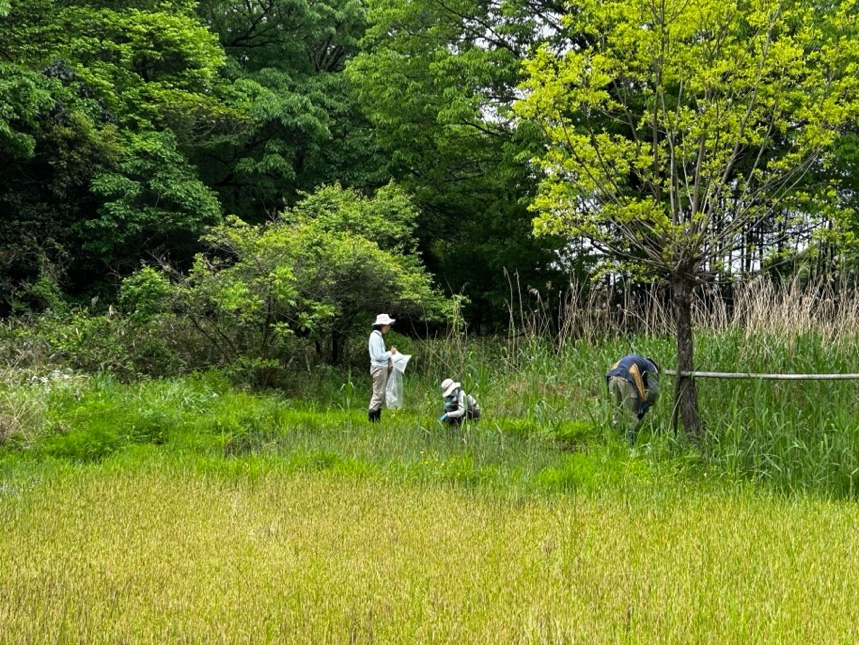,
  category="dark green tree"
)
[0,0,231,312]
[346,0,571,330]
[193,0,386,221]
